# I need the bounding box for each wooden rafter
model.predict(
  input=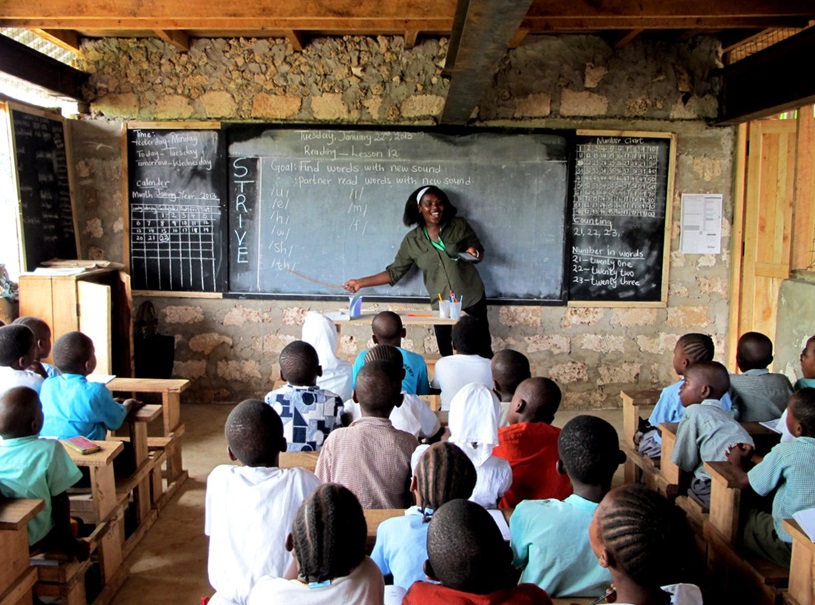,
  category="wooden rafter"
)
[154,29,190,51]
[0,35,87,99]
[404,29,419,48]
[32,28,81,54]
